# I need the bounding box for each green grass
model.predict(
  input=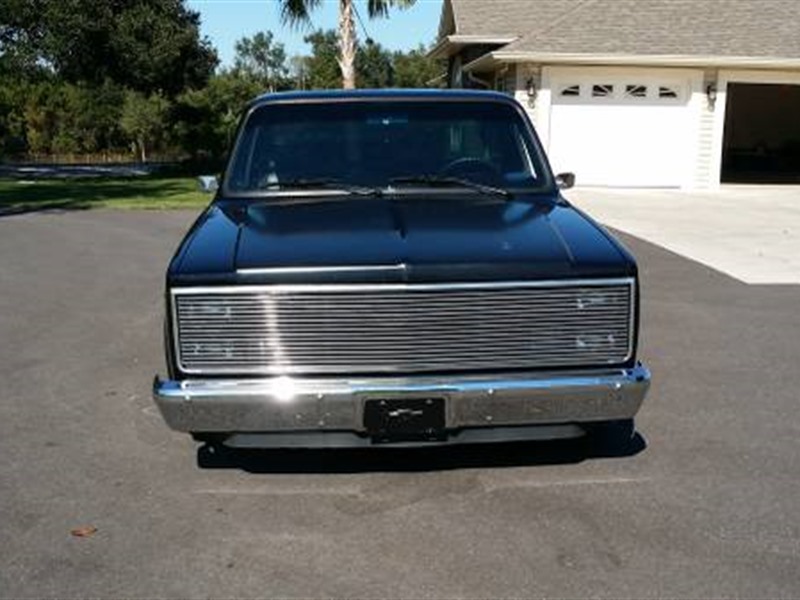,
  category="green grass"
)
[0,176,212,213]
